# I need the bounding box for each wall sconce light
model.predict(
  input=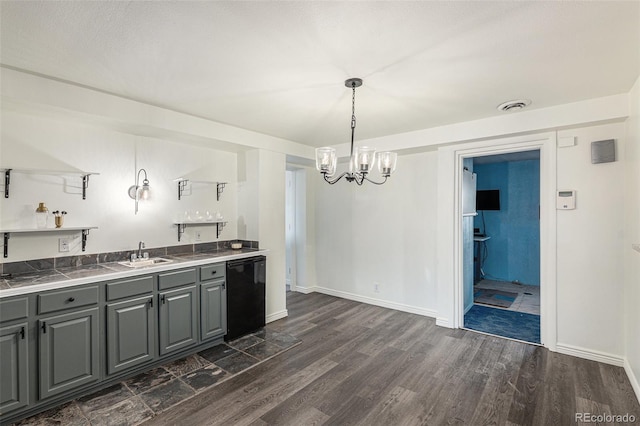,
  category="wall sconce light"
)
[128,168,151,214]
